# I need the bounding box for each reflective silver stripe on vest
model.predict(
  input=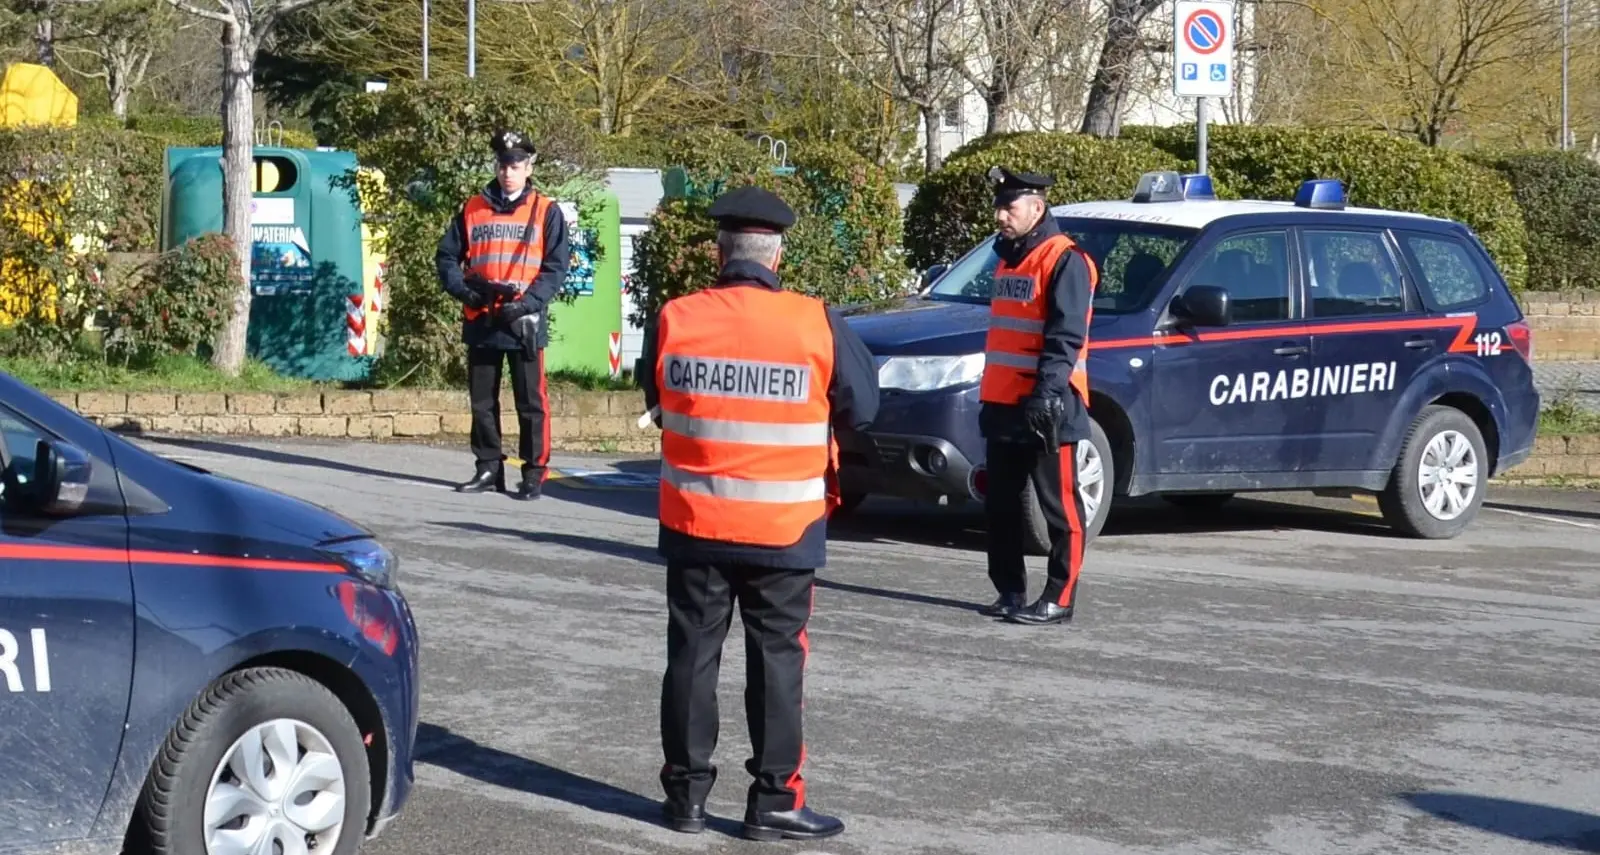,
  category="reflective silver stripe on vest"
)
[661,412,829,447]
[984,351,1038,370]
[469,252,537,271]
[661,461,827,503]
[989,316,1045,334]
